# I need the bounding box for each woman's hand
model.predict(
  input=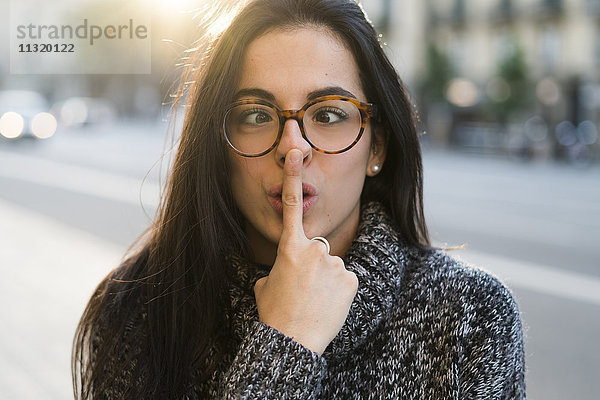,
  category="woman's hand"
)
[253,149,359,355]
